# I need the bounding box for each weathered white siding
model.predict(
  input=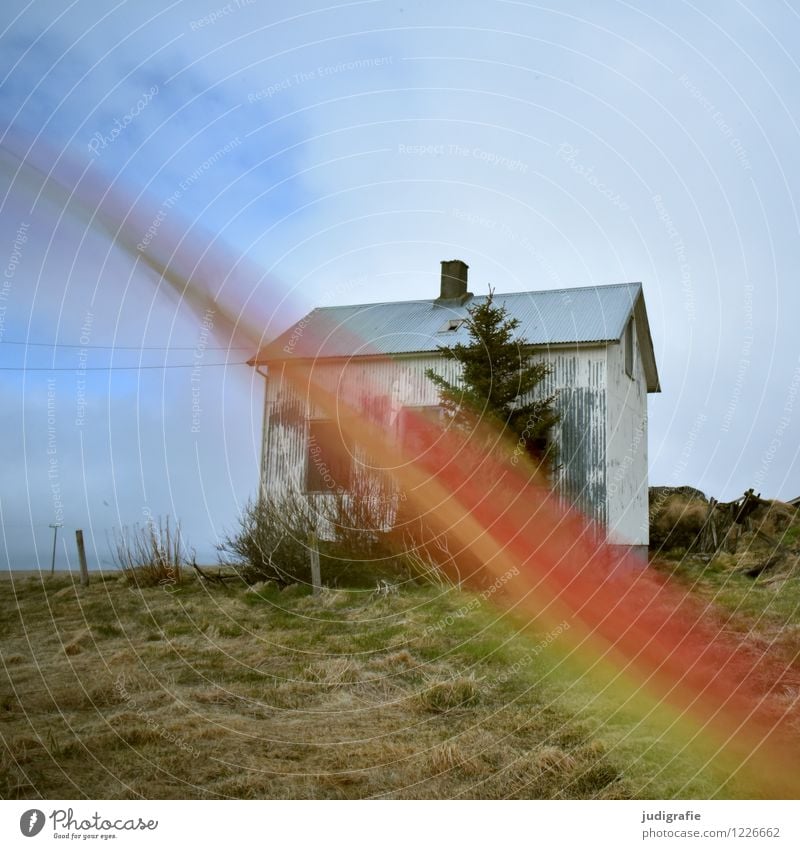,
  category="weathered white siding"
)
[260,347,611,531]
[605,325,649,546]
